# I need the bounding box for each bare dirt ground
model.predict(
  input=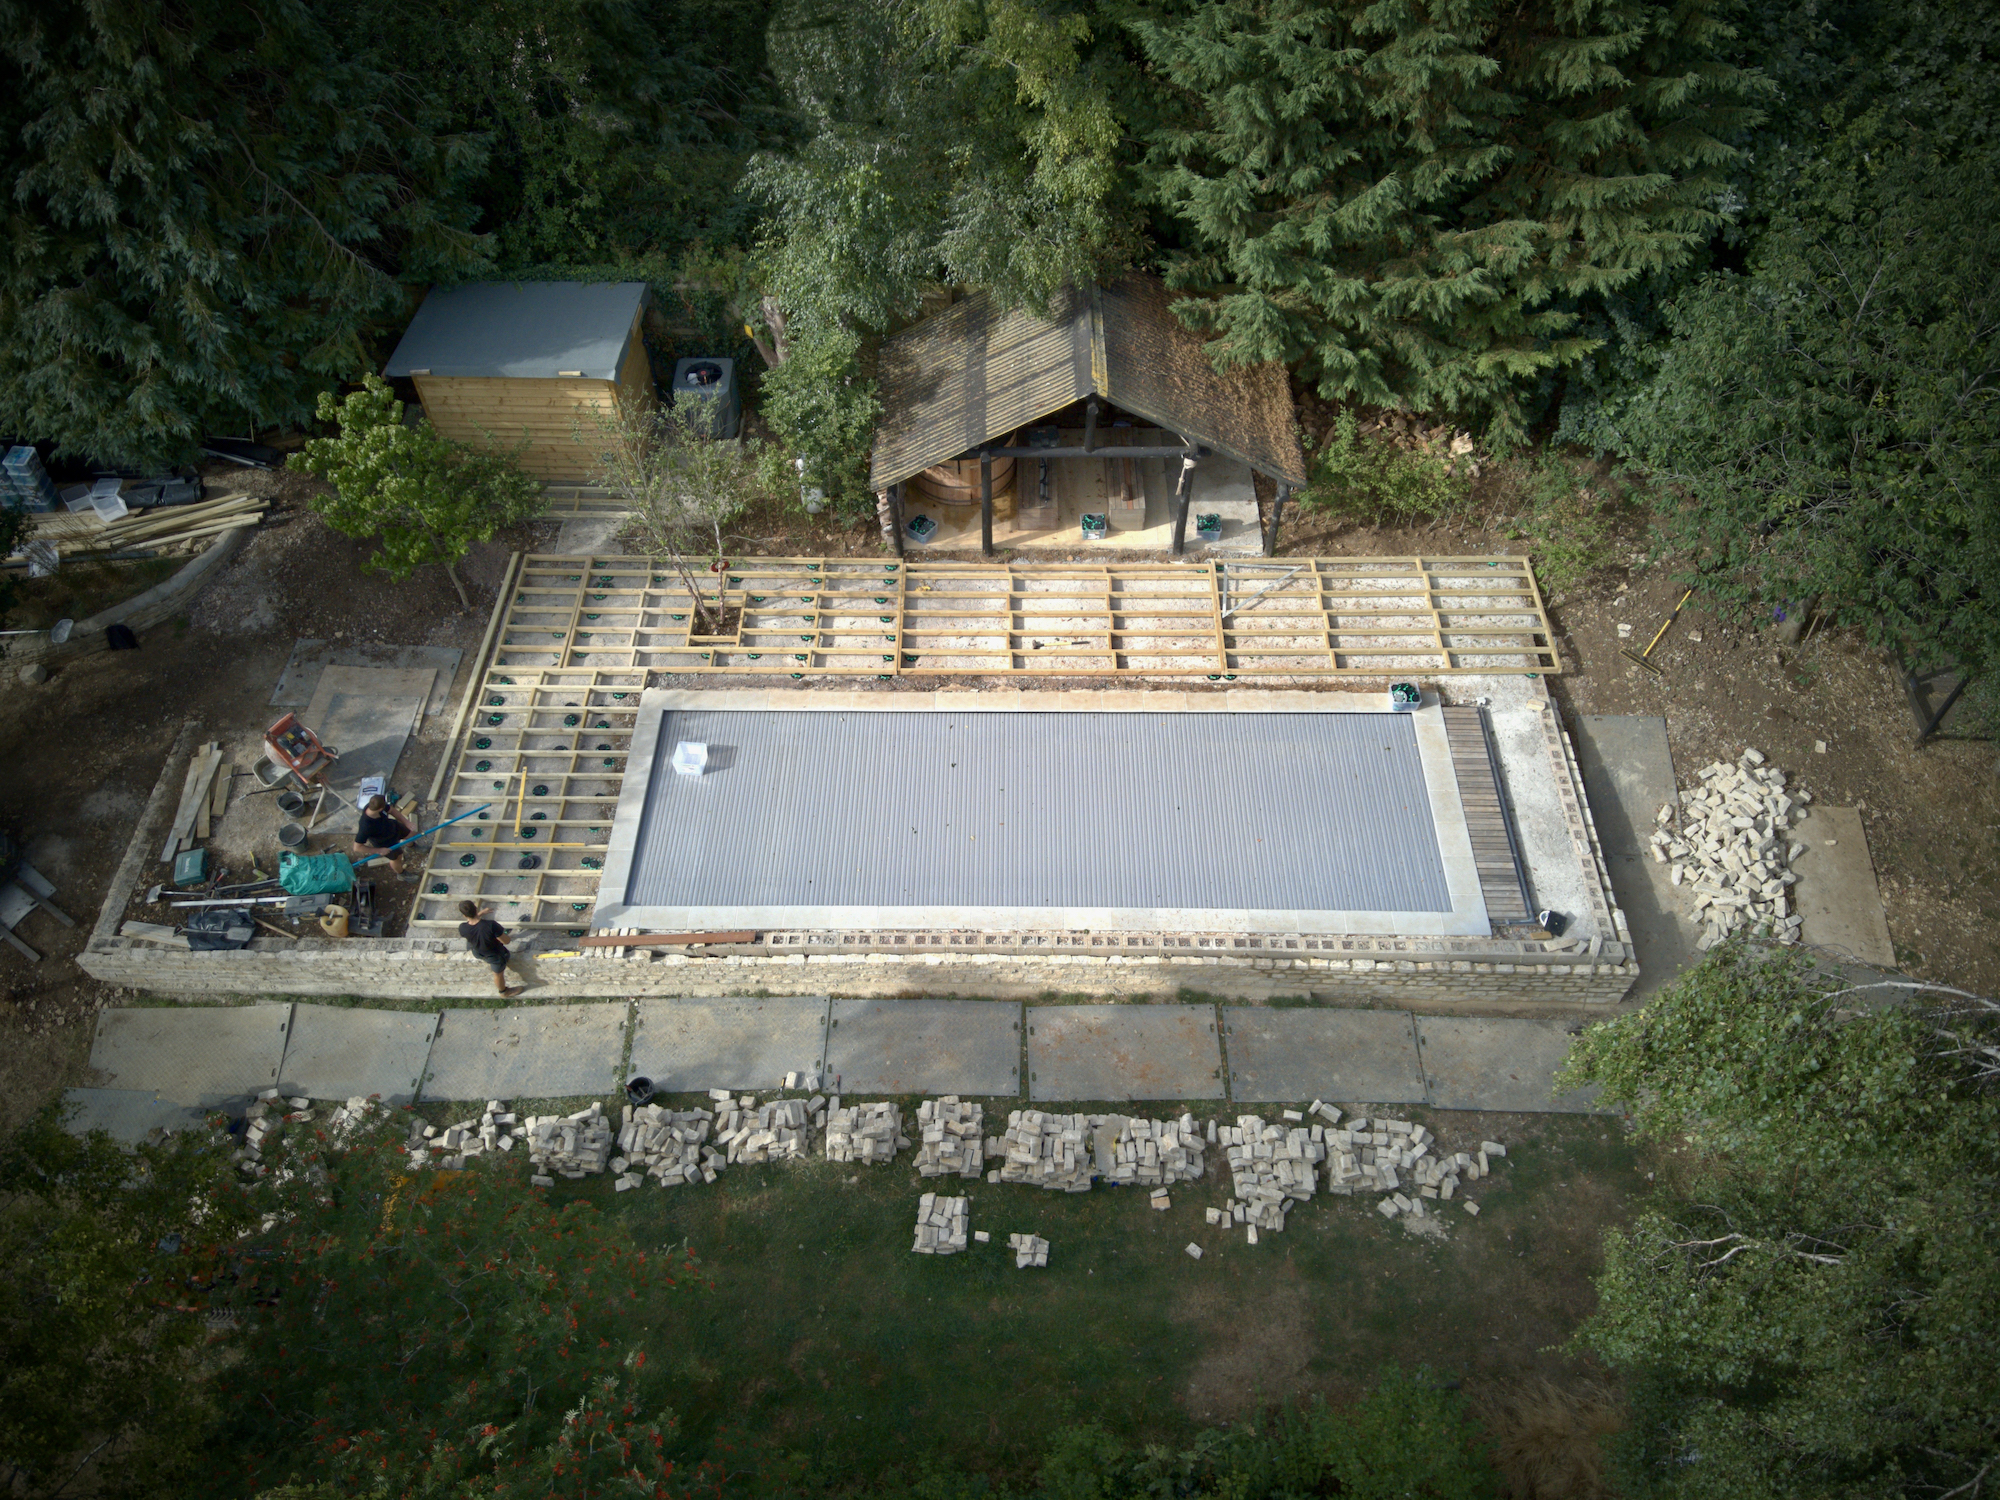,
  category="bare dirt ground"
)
[0,458,556,1129]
